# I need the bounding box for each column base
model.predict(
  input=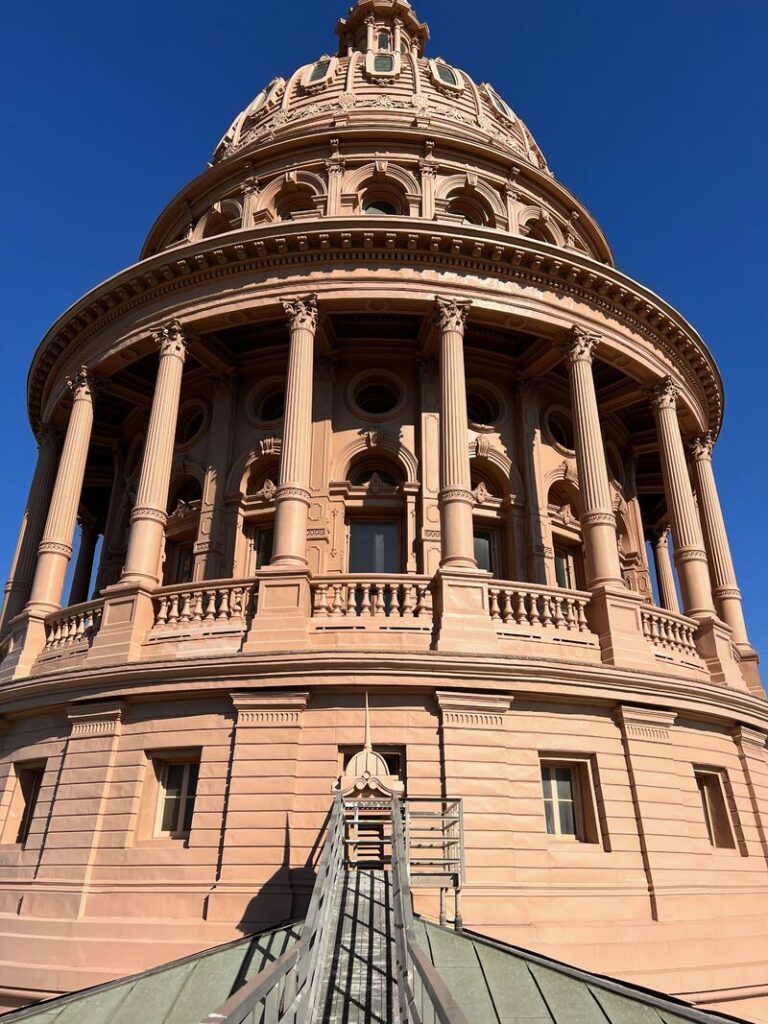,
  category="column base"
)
[734,645,763,697]
[86,584,156,666]
[694,616,749,692]
[242,569,312,652]
[430,568,499,653]
[587,586,658,670]
[0,610,47,682]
